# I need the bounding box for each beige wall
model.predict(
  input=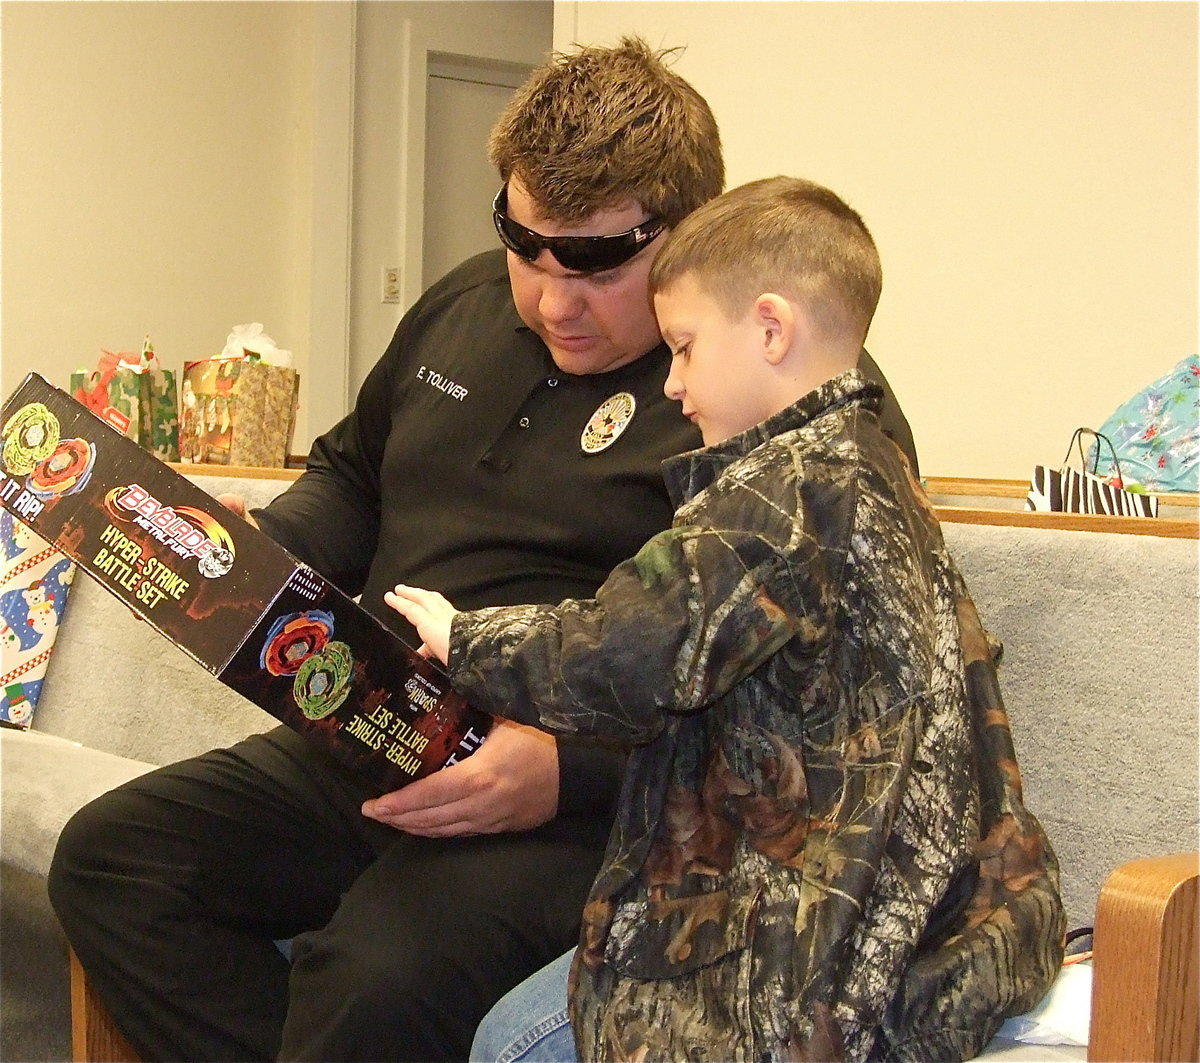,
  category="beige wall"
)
[1,1,319,440]
[5,2,1193,479]
[557,1,1198,480]
[1,0,552,451]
